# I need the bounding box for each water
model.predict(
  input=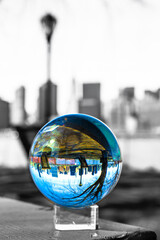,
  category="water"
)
[29,114,122,208]
[0,129,160,171]
[0,129,27,168]
[30,158,122,208]
[119,138,160,171]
